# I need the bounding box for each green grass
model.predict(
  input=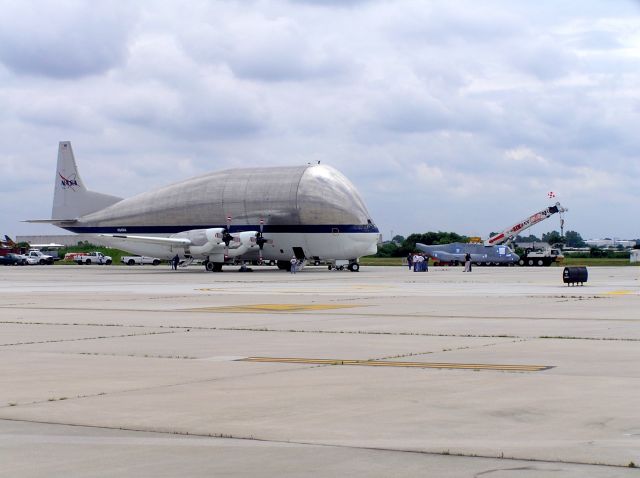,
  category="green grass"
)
[360,257,404,266]
[559,257,637,267]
